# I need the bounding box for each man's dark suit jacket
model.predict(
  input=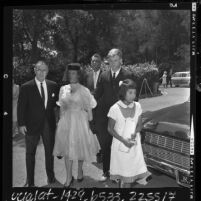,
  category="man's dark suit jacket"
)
[83,69,102,133]
[83,69,102,94]
[94,67,133,123]
[17,79,59,136]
